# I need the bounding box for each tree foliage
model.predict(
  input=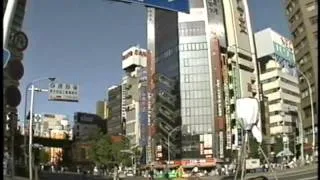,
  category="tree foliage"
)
[87,132,129,168]
[38,149,50,164]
